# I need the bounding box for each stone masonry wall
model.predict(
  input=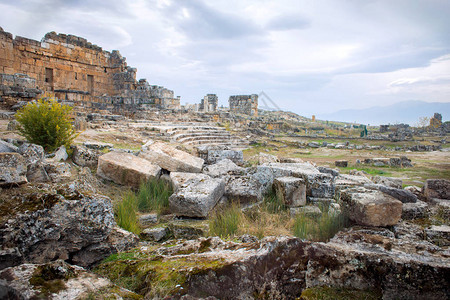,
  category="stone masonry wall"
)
[0,27,180,111]
[229,94,258,116]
